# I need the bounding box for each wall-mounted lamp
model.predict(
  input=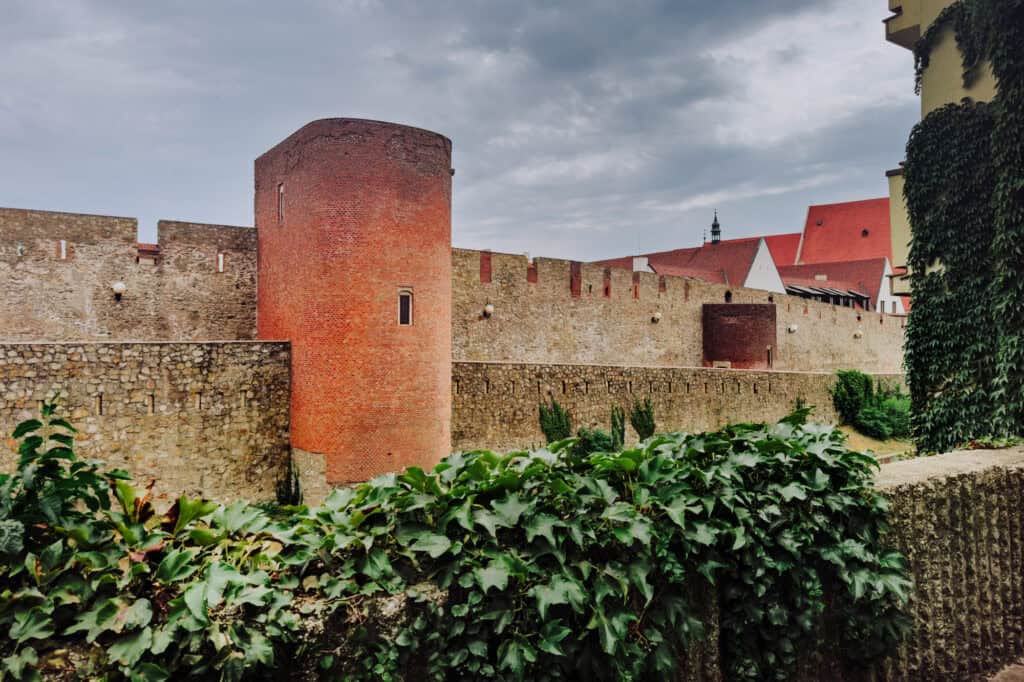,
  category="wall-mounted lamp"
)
[853,329,864,339]
[112,281,127,302]
[482,303,495,318]
[787,324,798,334]
[651,311,662,324]
[15,243,25,257]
